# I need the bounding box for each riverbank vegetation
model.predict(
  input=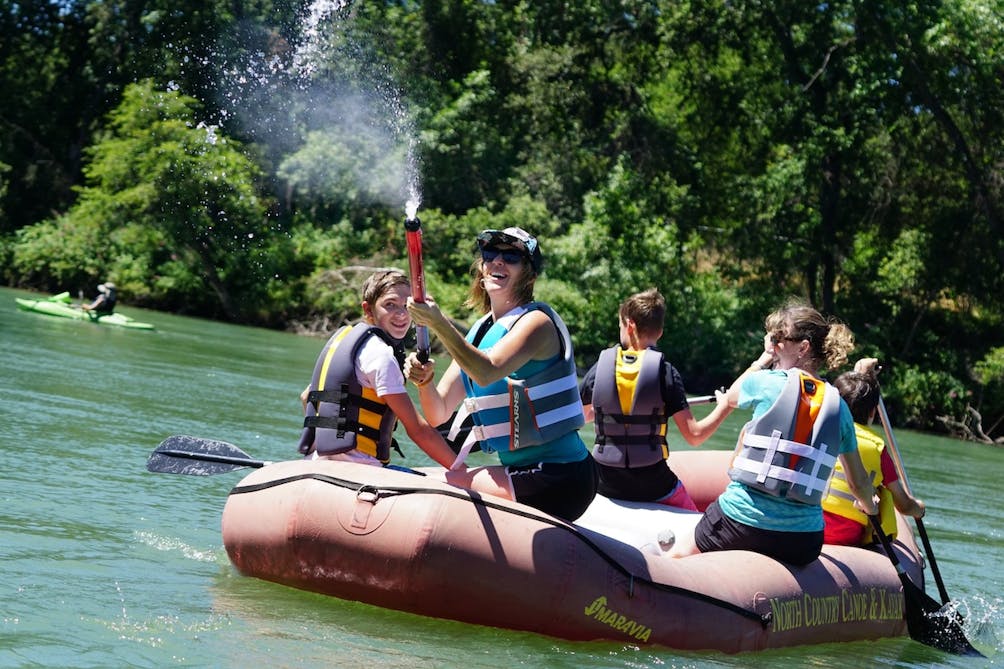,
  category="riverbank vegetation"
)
[2,1,1002,442]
